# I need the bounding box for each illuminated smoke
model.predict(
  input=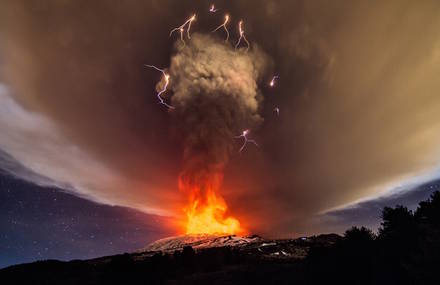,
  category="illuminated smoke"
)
[169,33,267,176]
[167,33,268,232]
